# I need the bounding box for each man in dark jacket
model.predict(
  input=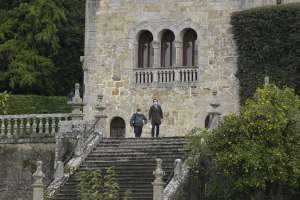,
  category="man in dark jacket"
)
[148,99,163,138]
[130,108,147,138]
